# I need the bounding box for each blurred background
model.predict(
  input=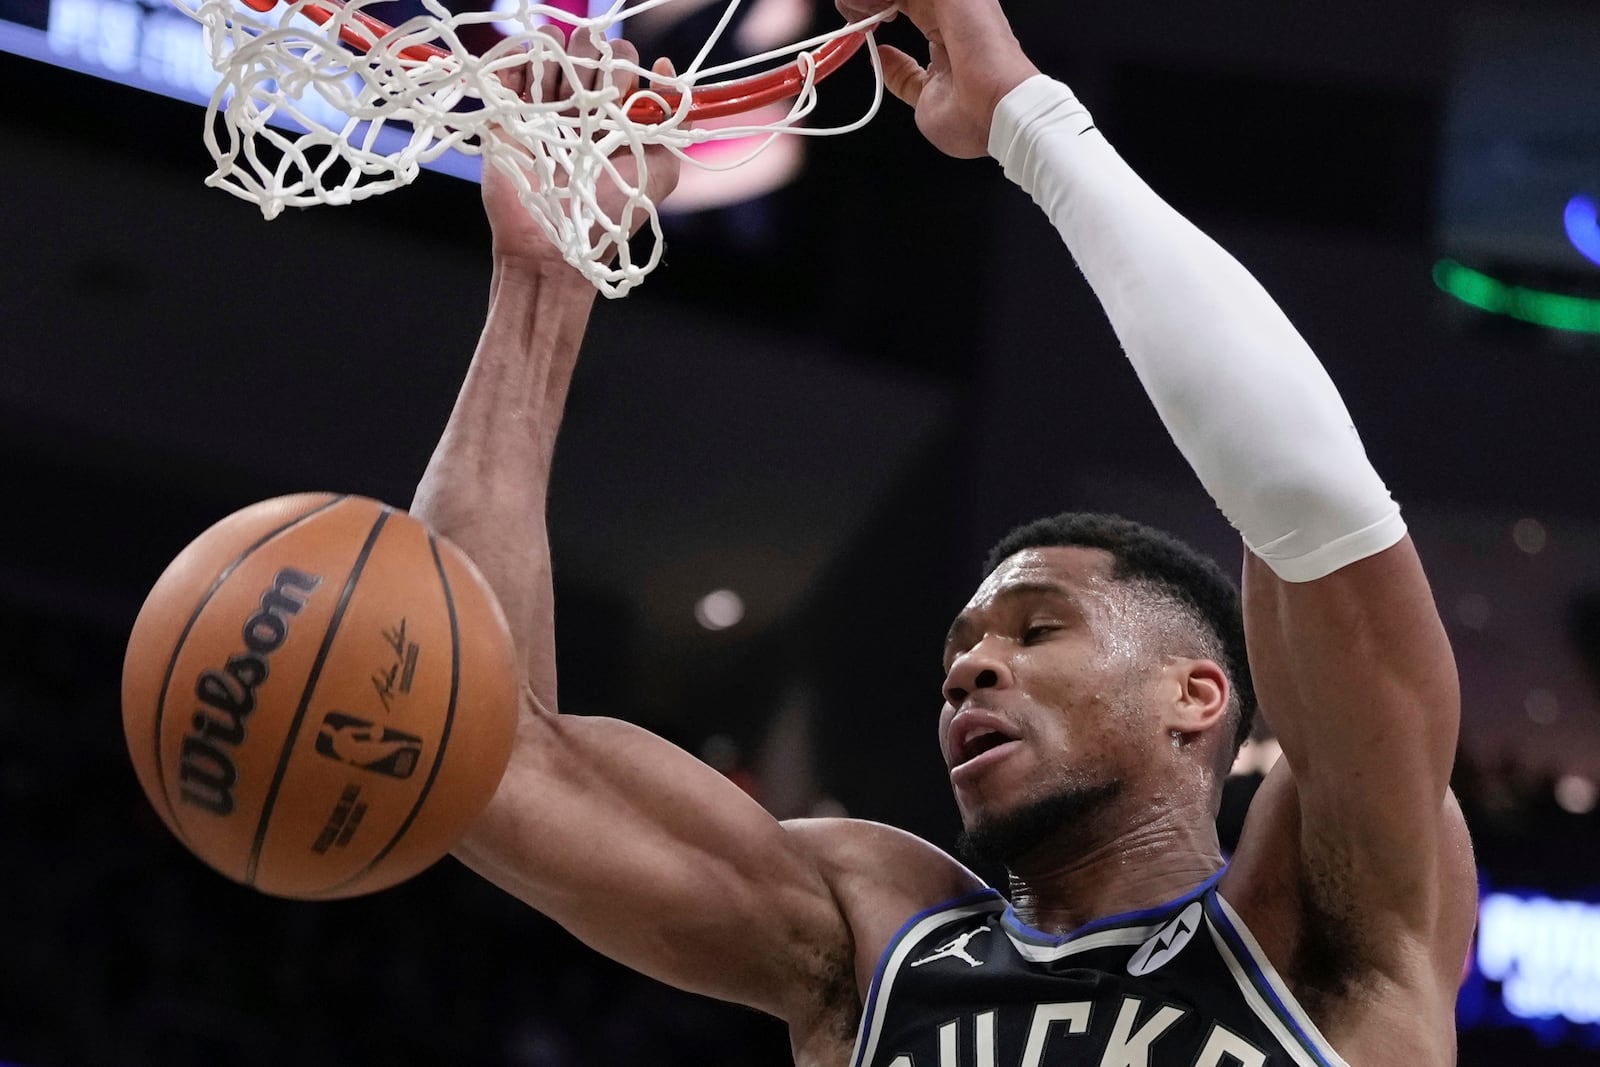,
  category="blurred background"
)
[2,0,1599,1062]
